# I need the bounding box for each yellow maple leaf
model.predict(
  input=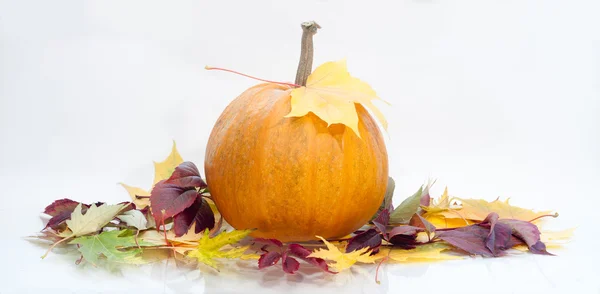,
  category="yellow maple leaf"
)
[386,243,463,263]
[119,141,184,209]
[513,228,575,252]
[437,197,555,222]
[285,59,388,136]
[186,229,254,269]
[308,236,383,272]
